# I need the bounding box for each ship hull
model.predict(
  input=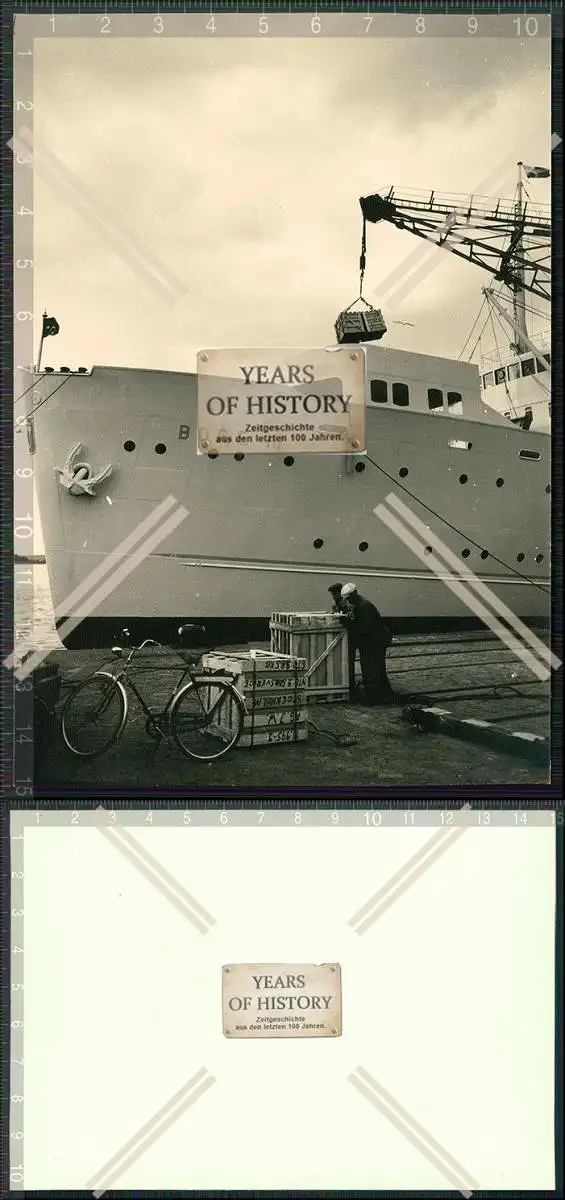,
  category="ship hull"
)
[28,365,551,648]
